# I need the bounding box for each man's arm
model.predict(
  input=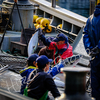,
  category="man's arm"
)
[39,34,51,46]
[20,68,28,77]
[45,75,60,98]
[83,18,93,54]
[47,63,64,77]
[38,28,56,49]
